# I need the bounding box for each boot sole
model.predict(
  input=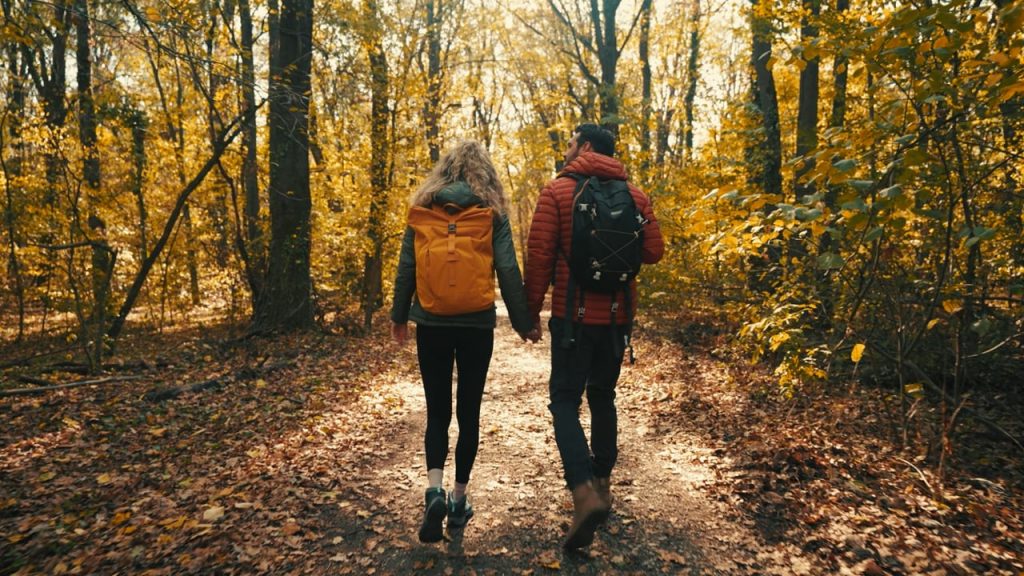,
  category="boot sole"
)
[418,498,446,543]
[447,508,474,529]
[564,507,610,550]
